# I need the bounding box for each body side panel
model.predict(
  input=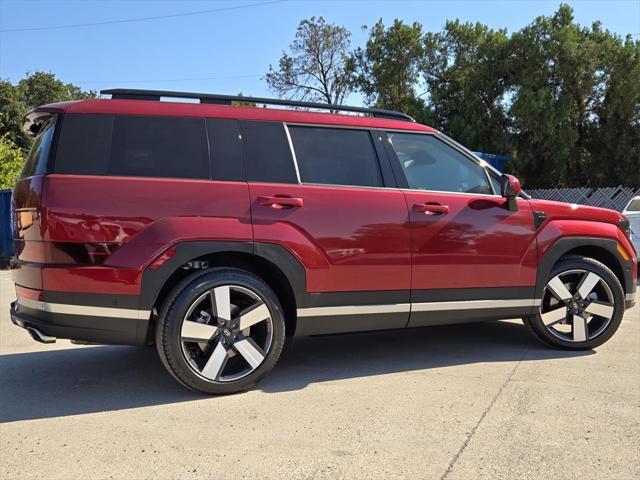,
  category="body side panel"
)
[248,182,412,293]
[404,193,538,290]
